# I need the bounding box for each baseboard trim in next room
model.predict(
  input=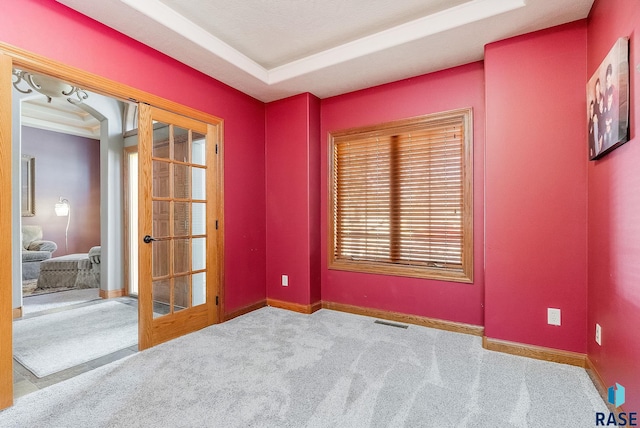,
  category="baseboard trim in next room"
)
[322,301,485,337]
[99,288,125,299]
[12,307,22,319]
[482,336,587,368]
